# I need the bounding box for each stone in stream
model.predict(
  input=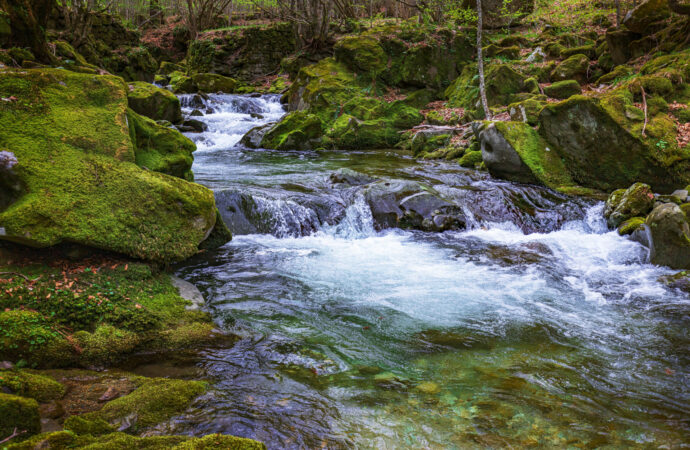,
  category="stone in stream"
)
[180,118,208,133]
[604,182,655,228]
[240,122,276,149]
[363,180,466,232]
[170,276,205,311]
[127,82,182,124]
[329,168,377,186]
[646,203,690,270]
